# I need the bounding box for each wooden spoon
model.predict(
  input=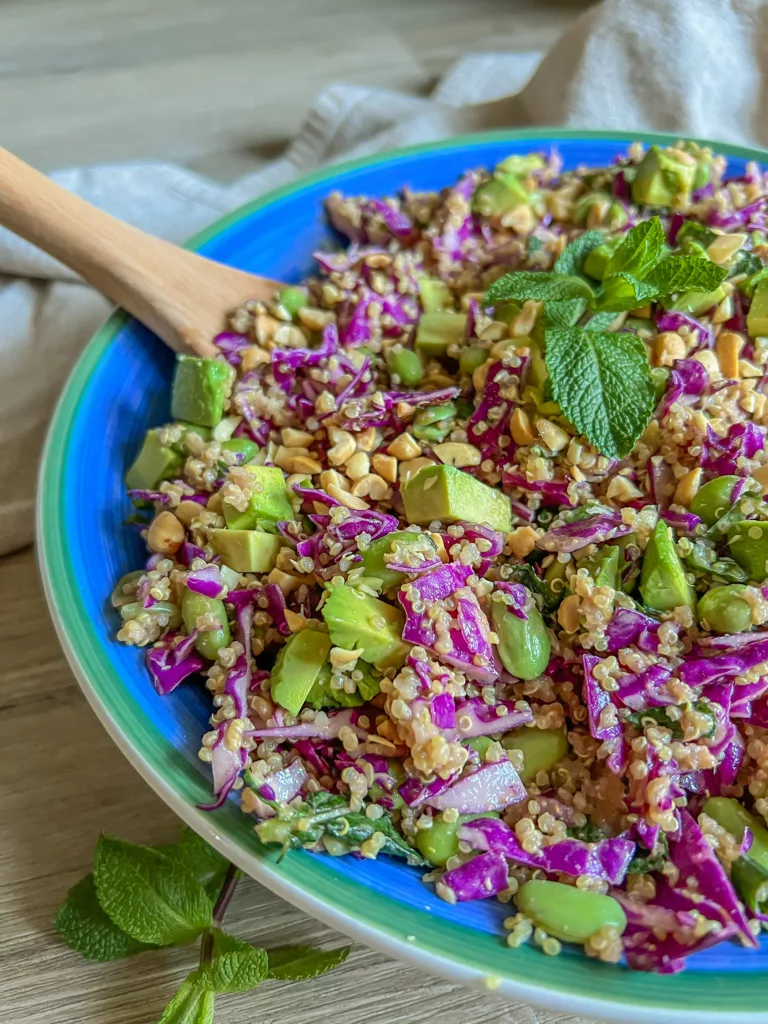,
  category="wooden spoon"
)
[0,147,283,358]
